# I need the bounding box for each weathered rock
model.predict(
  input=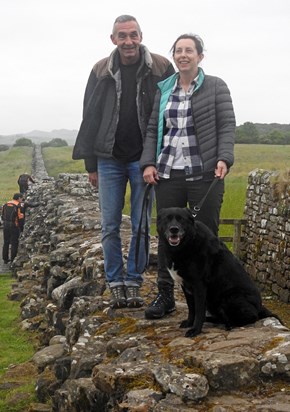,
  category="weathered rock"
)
[153,364,209,401]
[32,344,66,370]
[53,378,109,412]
